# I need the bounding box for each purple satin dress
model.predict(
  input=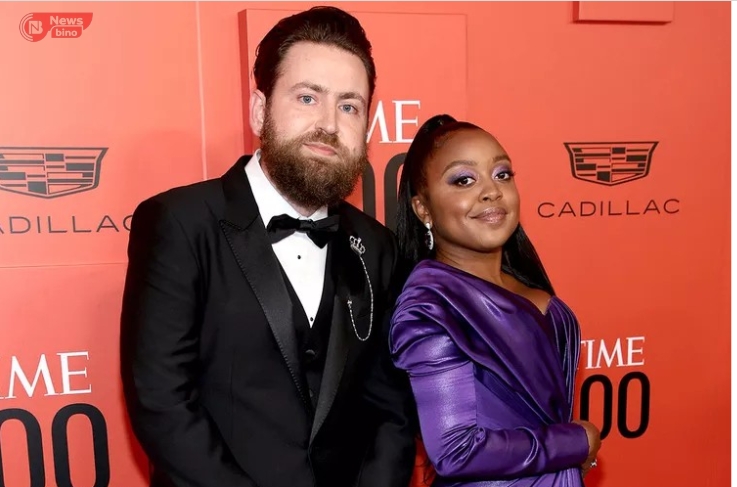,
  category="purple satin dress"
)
[390,260,590,487]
